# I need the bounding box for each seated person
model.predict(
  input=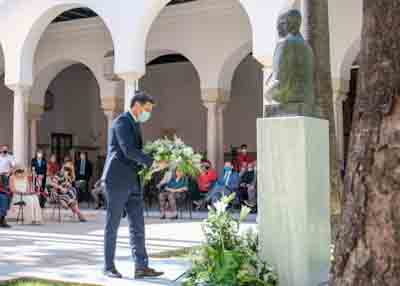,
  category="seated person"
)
[91,179,106,210]
[239,161,257,206]
[143,167,169,210]
[206,161,240,205]
[234,144,253,171]
[48,166,87,222]
[194,160,218,208]
[158,167,188,219]
[62,156,76,182]
[31,167,48,208]
[9,167,43,225]
[0,175,11,228]
[47,154,60,178]
[197,160,218,193]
